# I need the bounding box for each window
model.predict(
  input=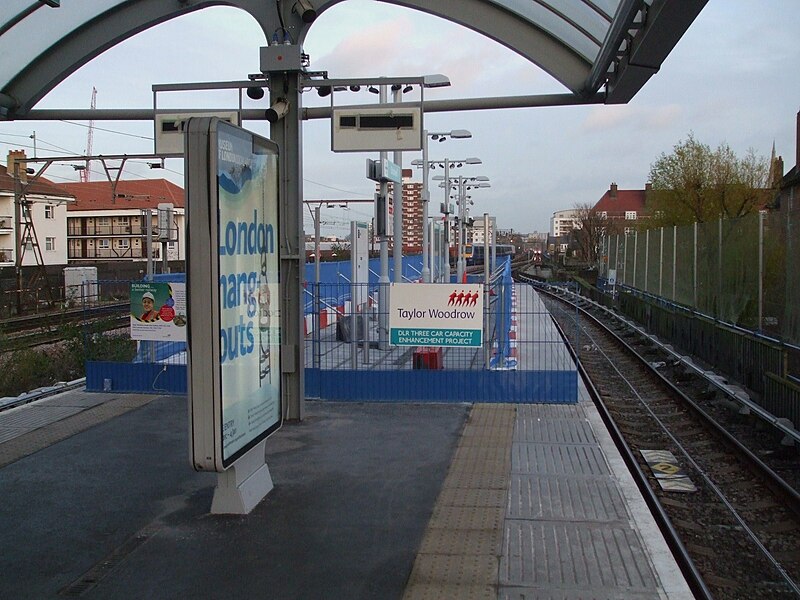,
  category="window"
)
[117,239,130,249]
[45,237,55,251]
[625,211,637,220]
[97,217,110,226]
[599,211,607,219]
[98,239,110,249]
[44,205,54,219]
